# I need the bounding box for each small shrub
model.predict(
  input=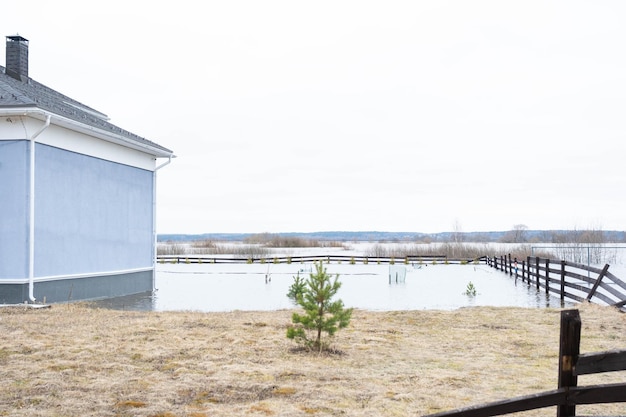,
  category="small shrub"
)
[464,282,477,297]
[157,242,187,256]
